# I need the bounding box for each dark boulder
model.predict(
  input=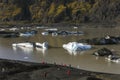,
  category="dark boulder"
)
[0,31,19,38]
[93,48,113,56]
[78,36,120,45]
